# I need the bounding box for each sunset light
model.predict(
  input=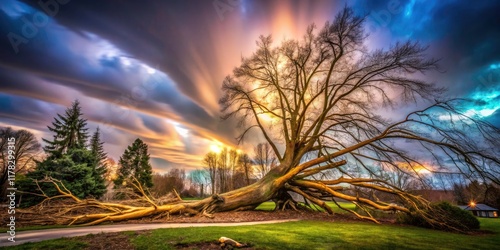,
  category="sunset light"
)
[391,162,434,175]
[210,144,222,154]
